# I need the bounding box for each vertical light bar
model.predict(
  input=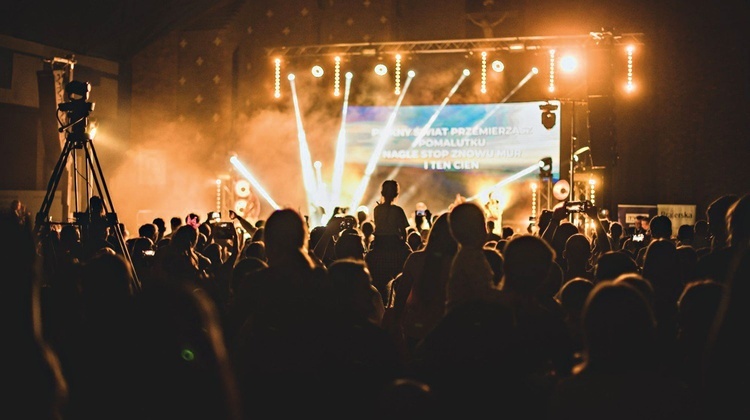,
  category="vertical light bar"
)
[334,56,341,97]
[548,49,556,93]
[626,45,635,92]
[531,181,538,222]
[215,179,222,213]
[481,51,487,94]
[274,58,281,98]
[589,177,596,206]
[394,54,402,95]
